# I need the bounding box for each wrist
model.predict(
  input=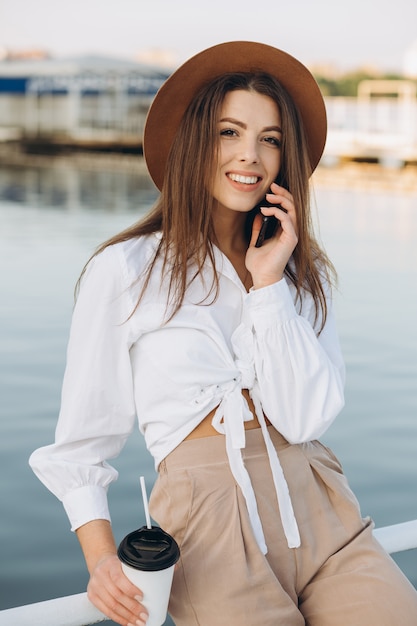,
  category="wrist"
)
[76,519,118,574]
[93,551,118,572]
[252,275,283,290]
